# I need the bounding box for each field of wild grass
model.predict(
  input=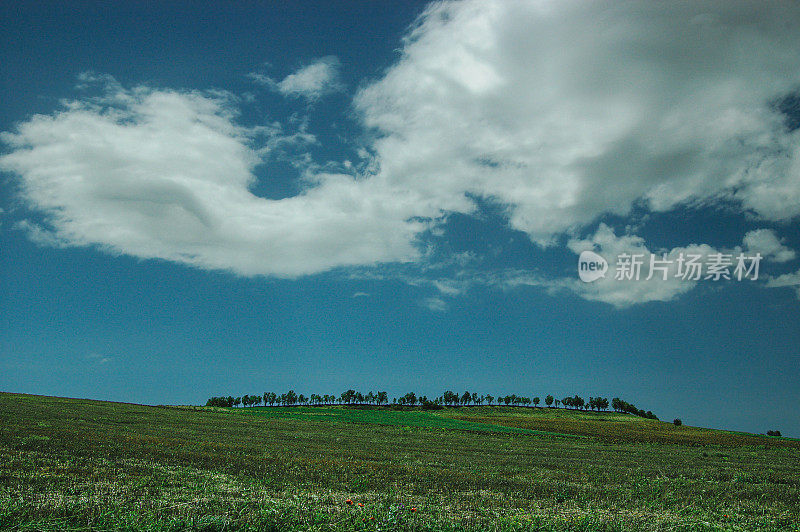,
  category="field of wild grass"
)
[1,392,798,531]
